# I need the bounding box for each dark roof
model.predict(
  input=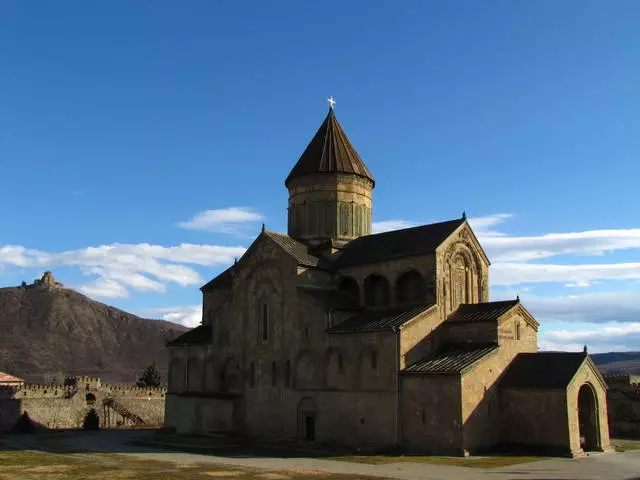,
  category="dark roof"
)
[447,300,519,324]
[329,303,433,332]
[167,324,212,347]
[300,287,360,310]
[285,109,374,187]
[201,266,234,292]
[500,352,588,389]
[336,218,465,268]
[264,231,322,267]
[403,344,498,374]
